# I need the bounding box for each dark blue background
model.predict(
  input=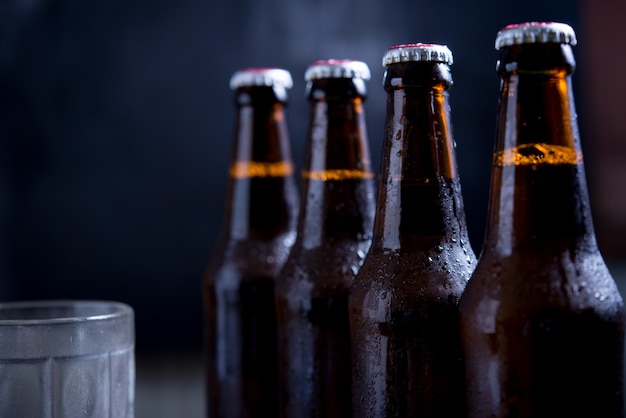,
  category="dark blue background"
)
[0,0,580,353]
